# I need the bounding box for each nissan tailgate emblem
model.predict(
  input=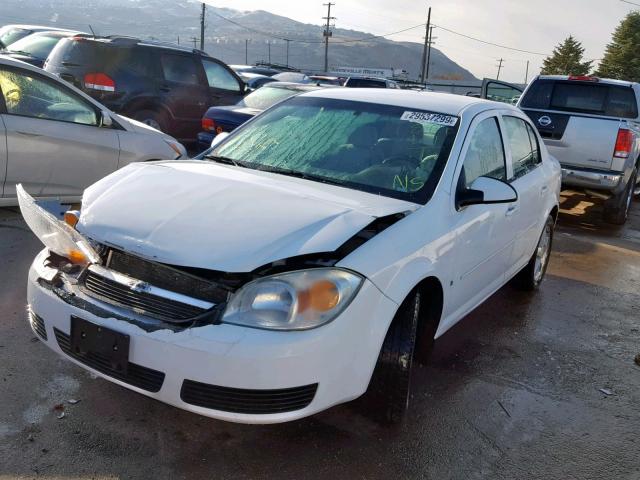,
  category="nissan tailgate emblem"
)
[538,116,552,127]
